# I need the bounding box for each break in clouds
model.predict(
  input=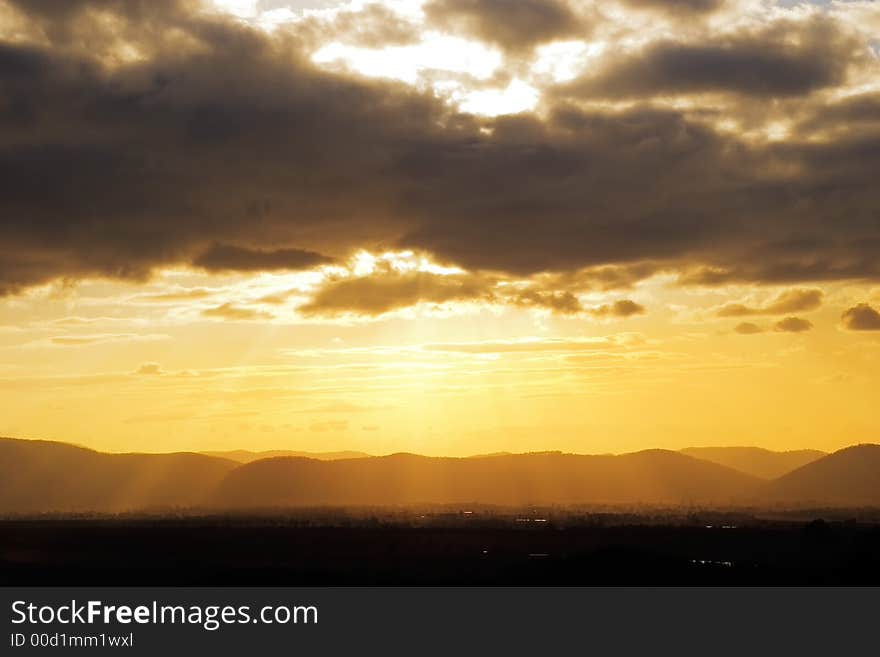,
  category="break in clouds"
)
[0,0,878,300]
